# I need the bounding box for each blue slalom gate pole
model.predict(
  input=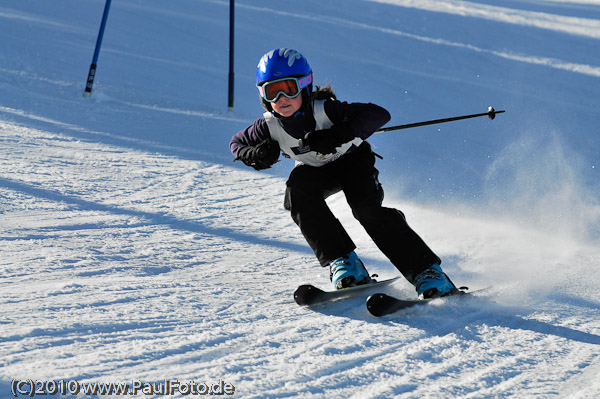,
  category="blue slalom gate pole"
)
[83,0,112,97]
[227,0,235,110]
